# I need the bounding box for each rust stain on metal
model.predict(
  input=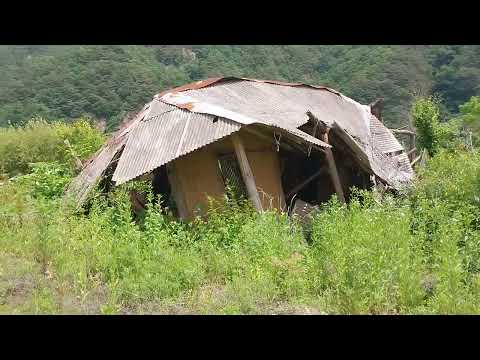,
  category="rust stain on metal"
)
[176,102,195,111]
[157,77,225,97]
